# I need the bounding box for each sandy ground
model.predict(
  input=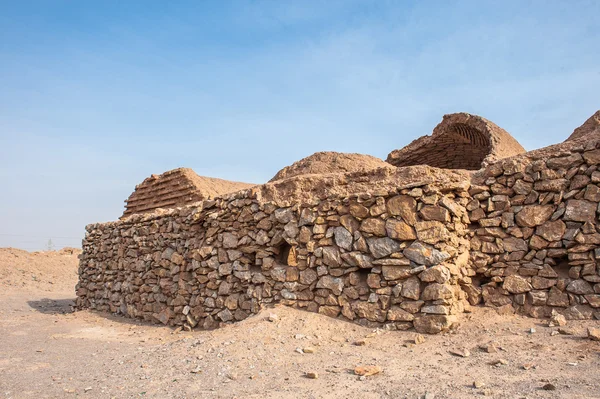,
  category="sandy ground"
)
[1,249,600,399]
